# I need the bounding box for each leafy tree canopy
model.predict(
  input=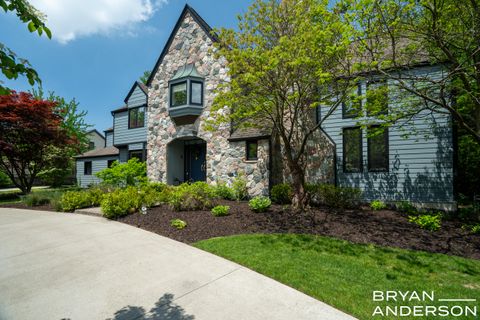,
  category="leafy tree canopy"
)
[340,0,480,144]
[209,0,355,210]
[0,91,74,193]
[0,0,52,95]
[140,70,151,85]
